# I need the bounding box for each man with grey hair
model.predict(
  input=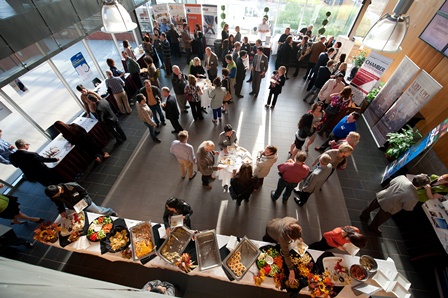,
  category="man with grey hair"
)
[196,140,222,189]
[9,139,62,186]
[170,130,196,180]
[105,69,132,114]
[360,174,431,235]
